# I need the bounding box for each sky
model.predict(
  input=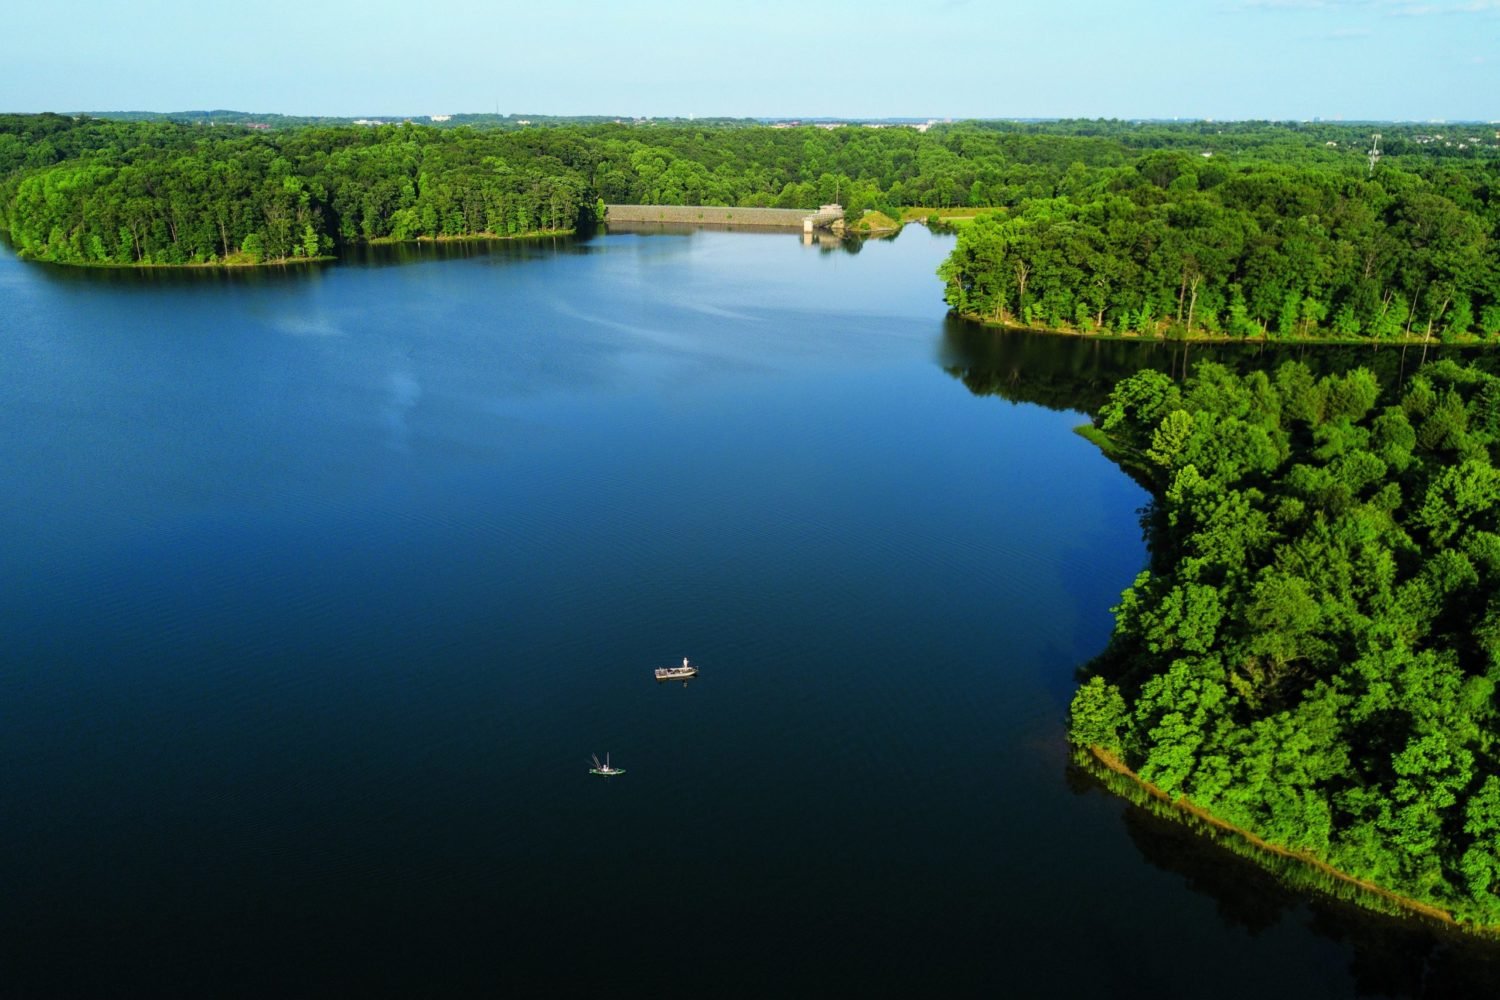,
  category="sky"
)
[5,0,1497,121]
